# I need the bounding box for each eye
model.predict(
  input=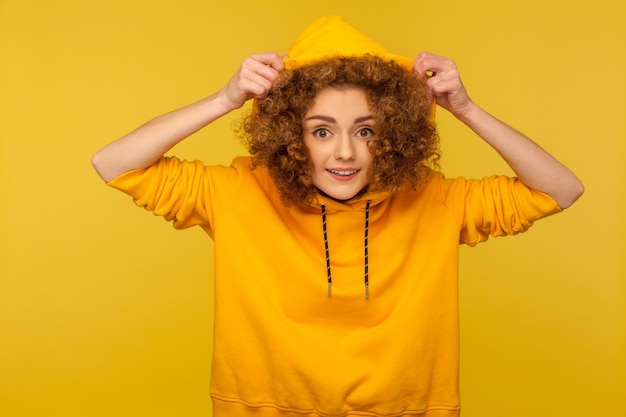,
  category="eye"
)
[356,127,375,138]
[312,128,331,139]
